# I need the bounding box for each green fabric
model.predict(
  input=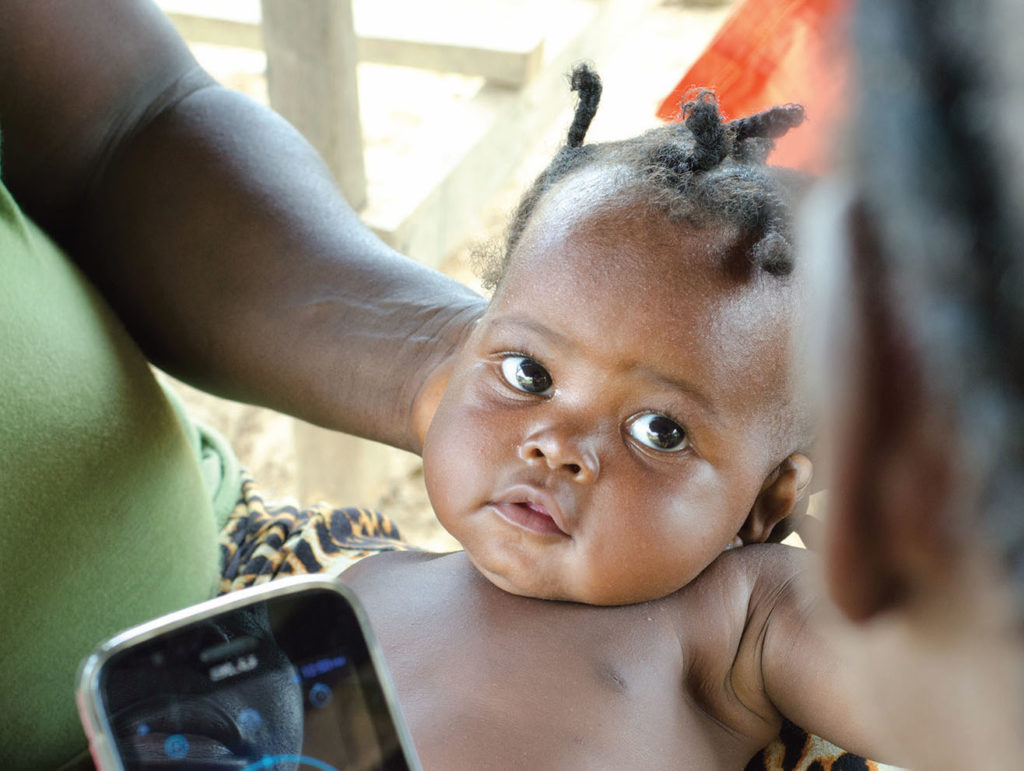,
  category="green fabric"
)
[162,380,242,529]
[0,142,239,767]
